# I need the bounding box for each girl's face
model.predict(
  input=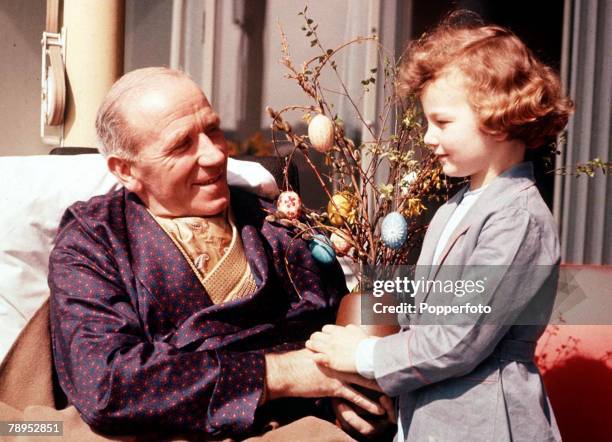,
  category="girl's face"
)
[421,71,501,189]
